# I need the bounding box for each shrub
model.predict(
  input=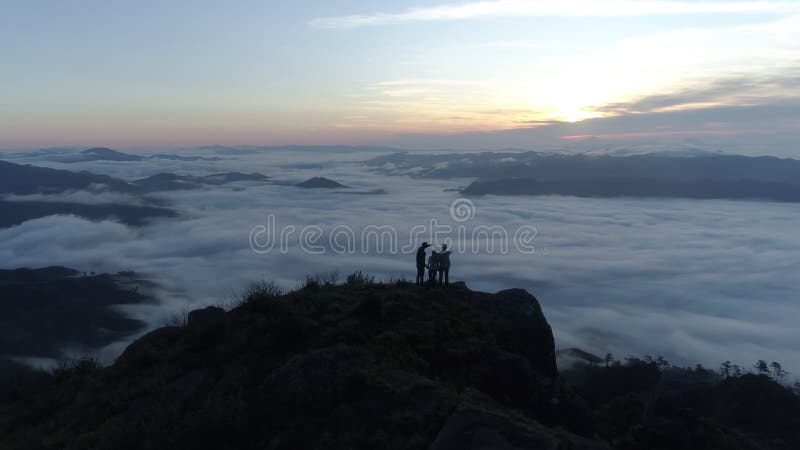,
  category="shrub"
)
[346,271,375,286]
